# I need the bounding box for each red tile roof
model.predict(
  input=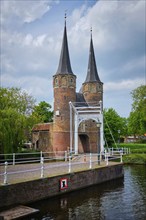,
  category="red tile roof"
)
[32,123,51,131]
